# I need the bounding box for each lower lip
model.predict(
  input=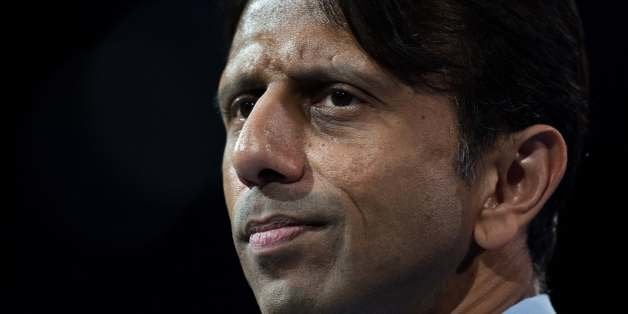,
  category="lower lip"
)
[249,225,308,249]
